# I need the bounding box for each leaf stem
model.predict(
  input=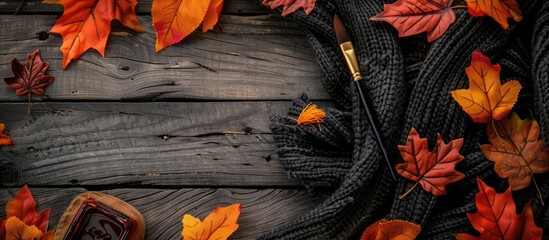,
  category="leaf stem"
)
[531,173,545,206]
[491,119,501,139]
[400,181,420,200]
[451,5,468,9]
[27,92,31,114]
[14,0,27,15]
[217,23,225,33]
